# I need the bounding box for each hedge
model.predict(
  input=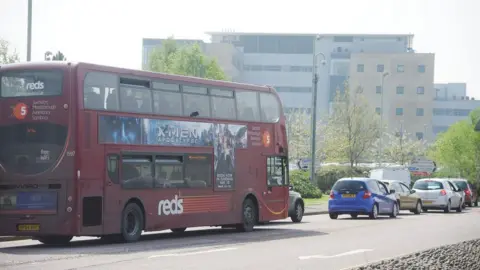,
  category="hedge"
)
[315,166,369,192]
[290,170,323,198]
